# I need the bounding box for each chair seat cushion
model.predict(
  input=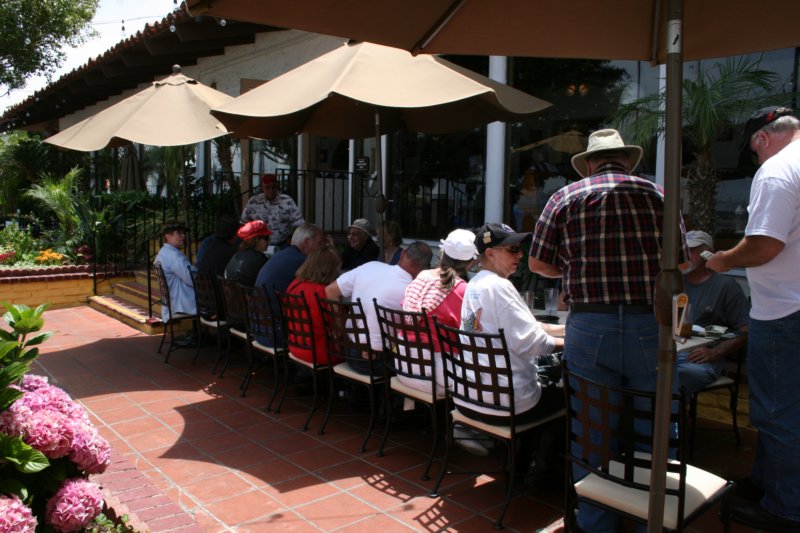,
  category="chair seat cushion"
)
[699,376,735,391]
[575,452,729,530]
[333,361,378,383]
[200,317,227,328]
[252,339,278,355]
[451,407,565,439]
[288,352,317,368]
[229,327,247,340]
[391,376,444,404]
